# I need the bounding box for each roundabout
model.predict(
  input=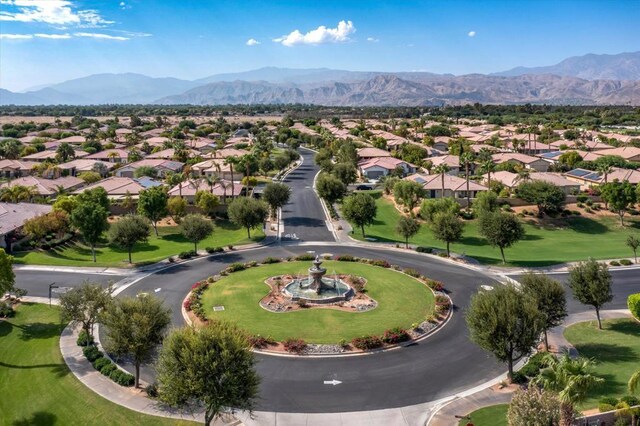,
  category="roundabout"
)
[189,257,440,346]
